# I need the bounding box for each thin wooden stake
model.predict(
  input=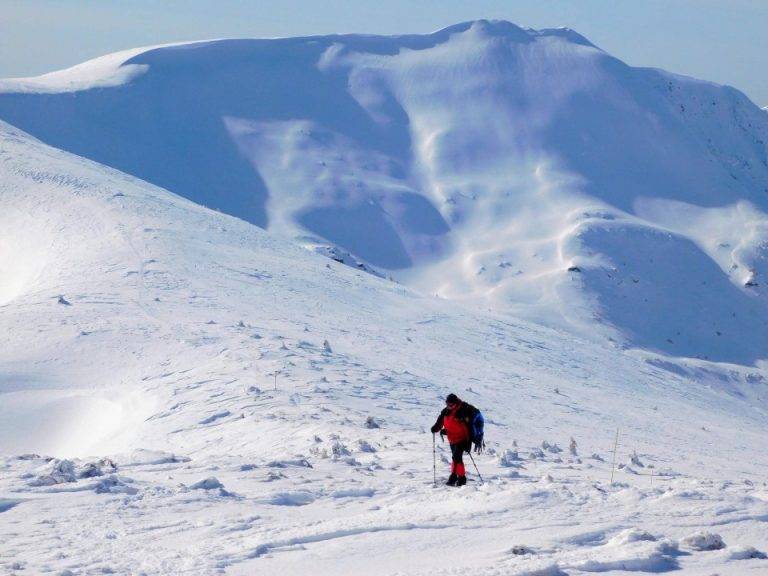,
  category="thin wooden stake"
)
[610,428,619,484]
[274,371,278,391]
